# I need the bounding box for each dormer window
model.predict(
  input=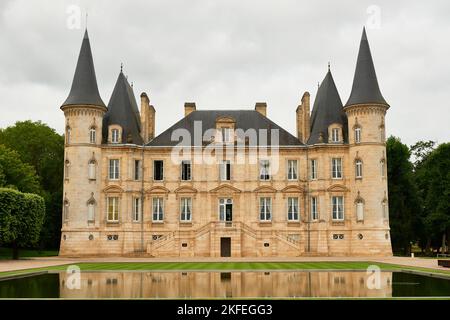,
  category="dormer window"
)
[215,116,236,144]
[89,127,96,144]
[328,124,343,143]
[331,128,339,142]
[111,129,119,143]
